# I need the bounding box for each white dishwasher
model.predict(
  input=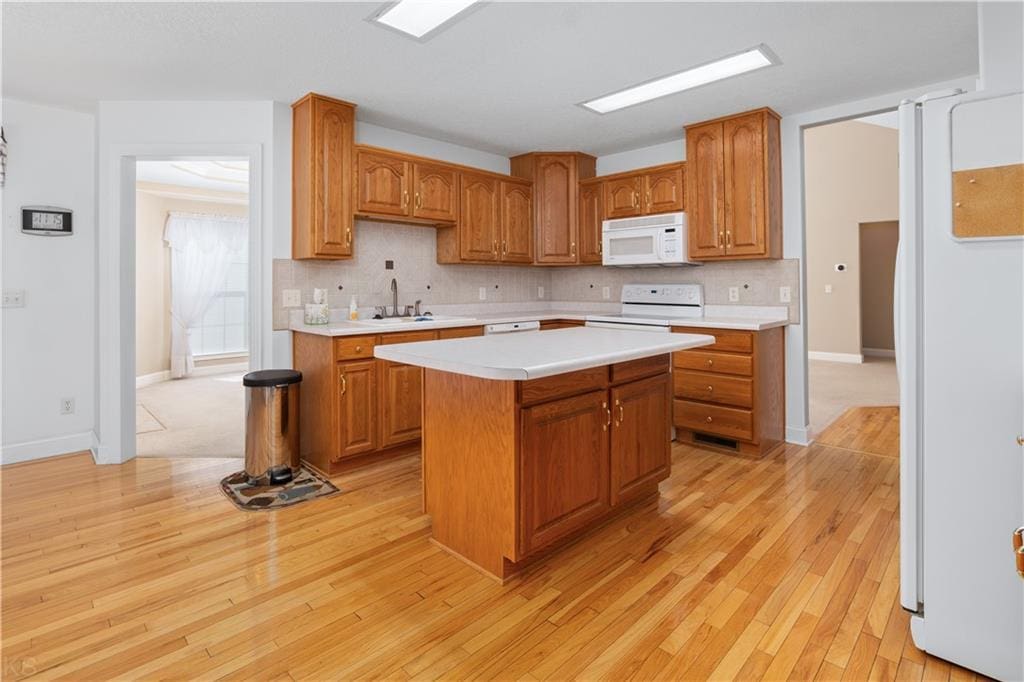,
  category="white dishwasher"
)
[484,320,541,335]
